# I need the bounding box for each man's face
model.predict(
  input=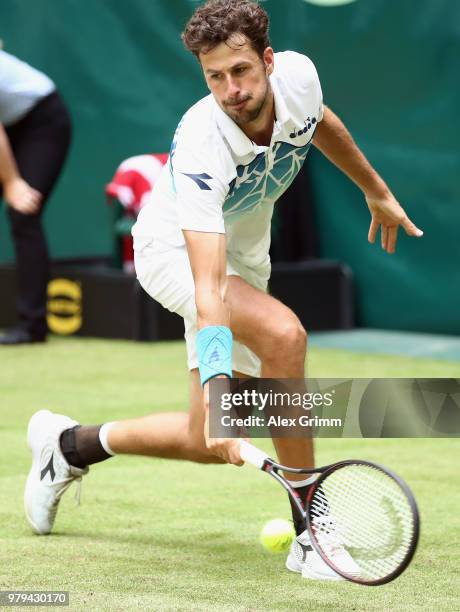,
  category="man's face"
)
[200,35,274,127]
